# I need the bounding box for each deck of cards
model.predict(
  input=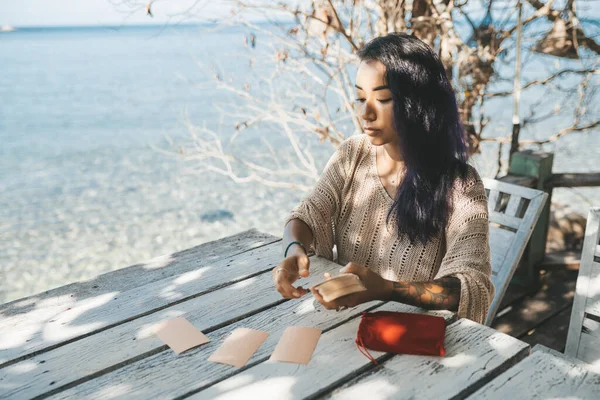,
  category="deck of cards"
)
[311,273,367,302]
